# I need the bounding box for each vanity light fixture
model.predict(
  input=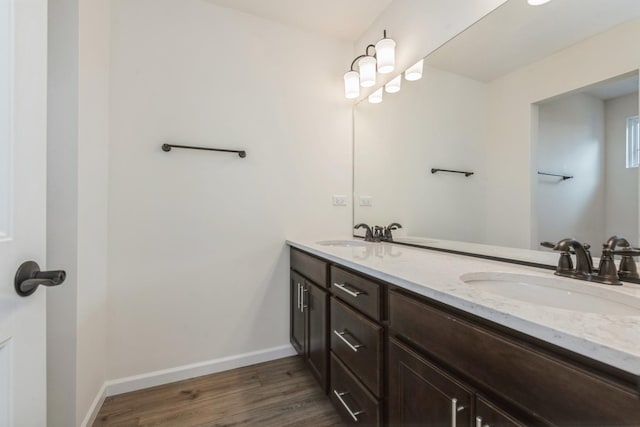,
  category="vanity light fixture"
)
[527,0,551,5]
[359,55,377,87]
[375,31,396,74]
[343,30,396,98]
[385,75,402,93]
[368,87,383,104]
[405,59,424,81]
[344,70,360,99]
